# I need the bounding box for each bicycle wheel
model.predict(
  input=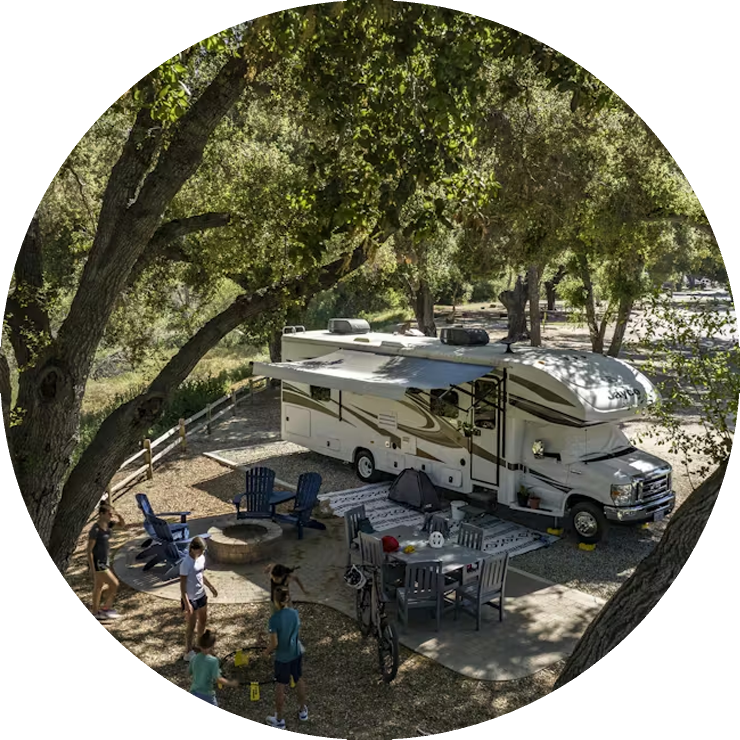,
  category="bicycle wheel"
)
[377,620,399,682]
[356,586,372,637]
